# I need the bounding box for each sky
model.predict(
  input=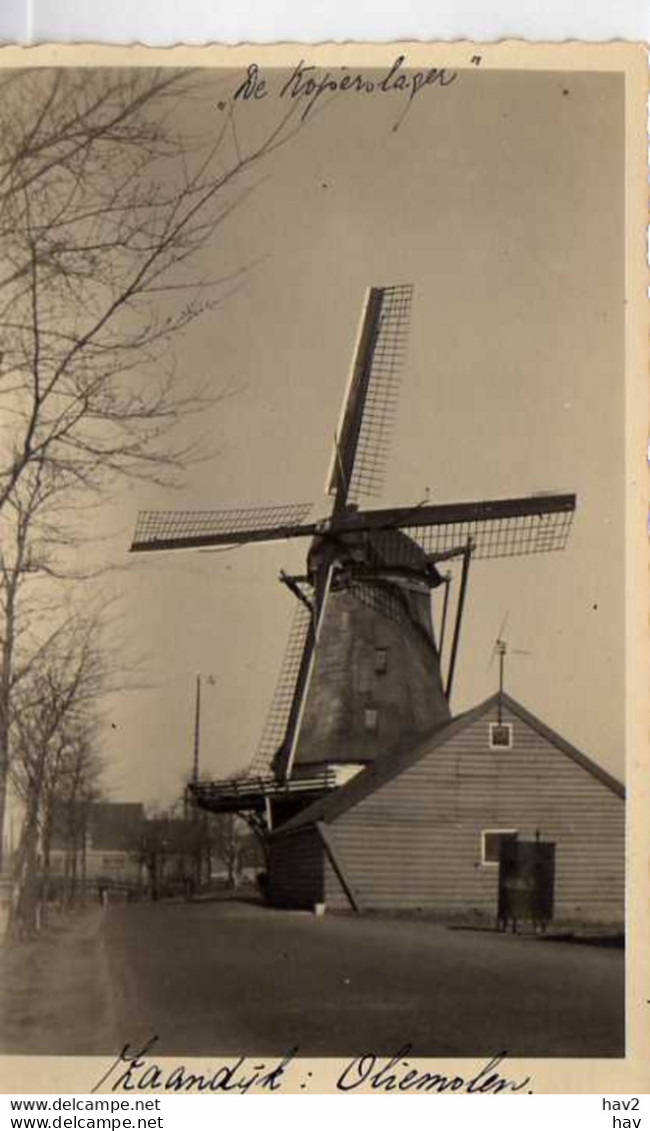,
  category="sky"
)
[92,62,625,807]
